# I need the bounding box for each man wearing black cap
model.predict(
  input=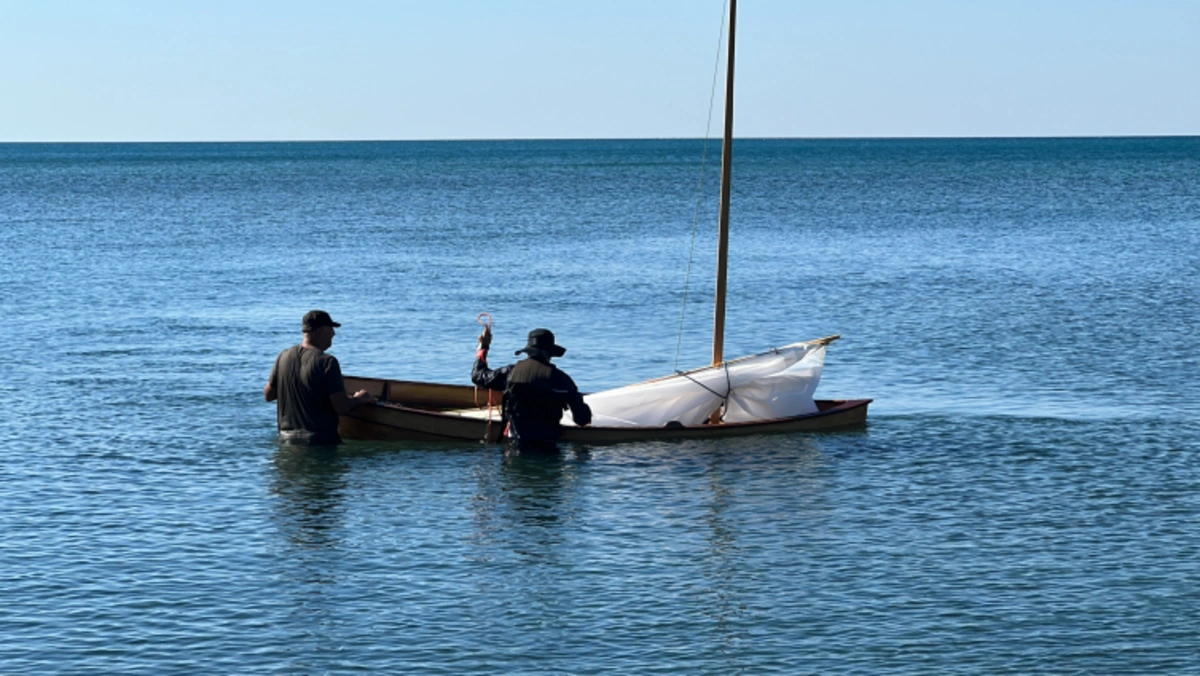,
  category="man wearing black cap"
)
[264,310,376,445]
[472,326,592,452]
